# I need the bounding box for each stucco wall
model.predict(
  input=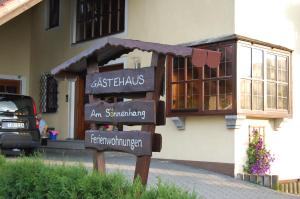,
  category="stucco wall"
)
[0,11,31,94]
[234,0,300,180]
[128,0,234,44]
[155,116,234,163]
